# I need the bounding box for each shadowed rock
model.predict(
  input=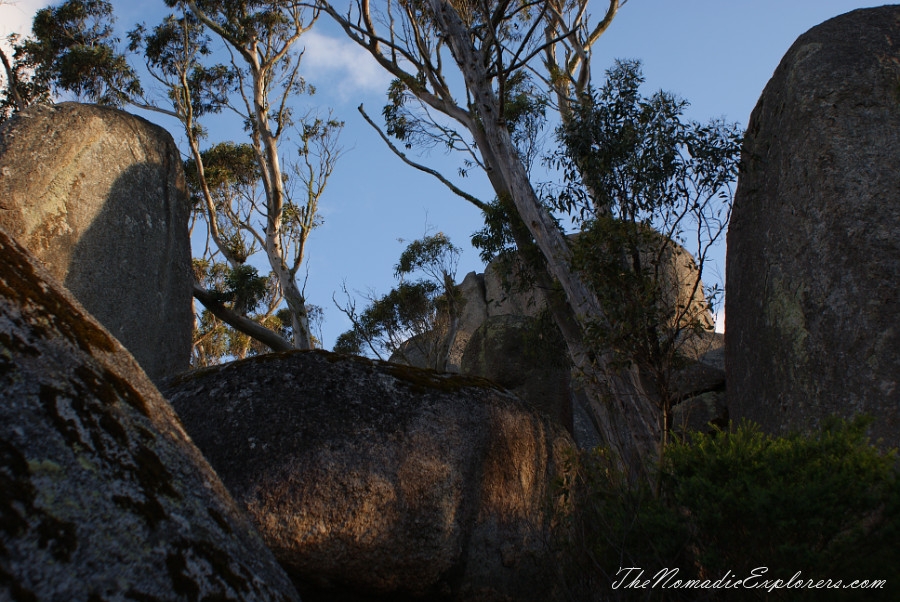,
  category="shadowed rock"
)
[0,225,299,601]
[161,351,576,602]
[726,6,900,447]
[460,314,574,432]
[0,102,193,384]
